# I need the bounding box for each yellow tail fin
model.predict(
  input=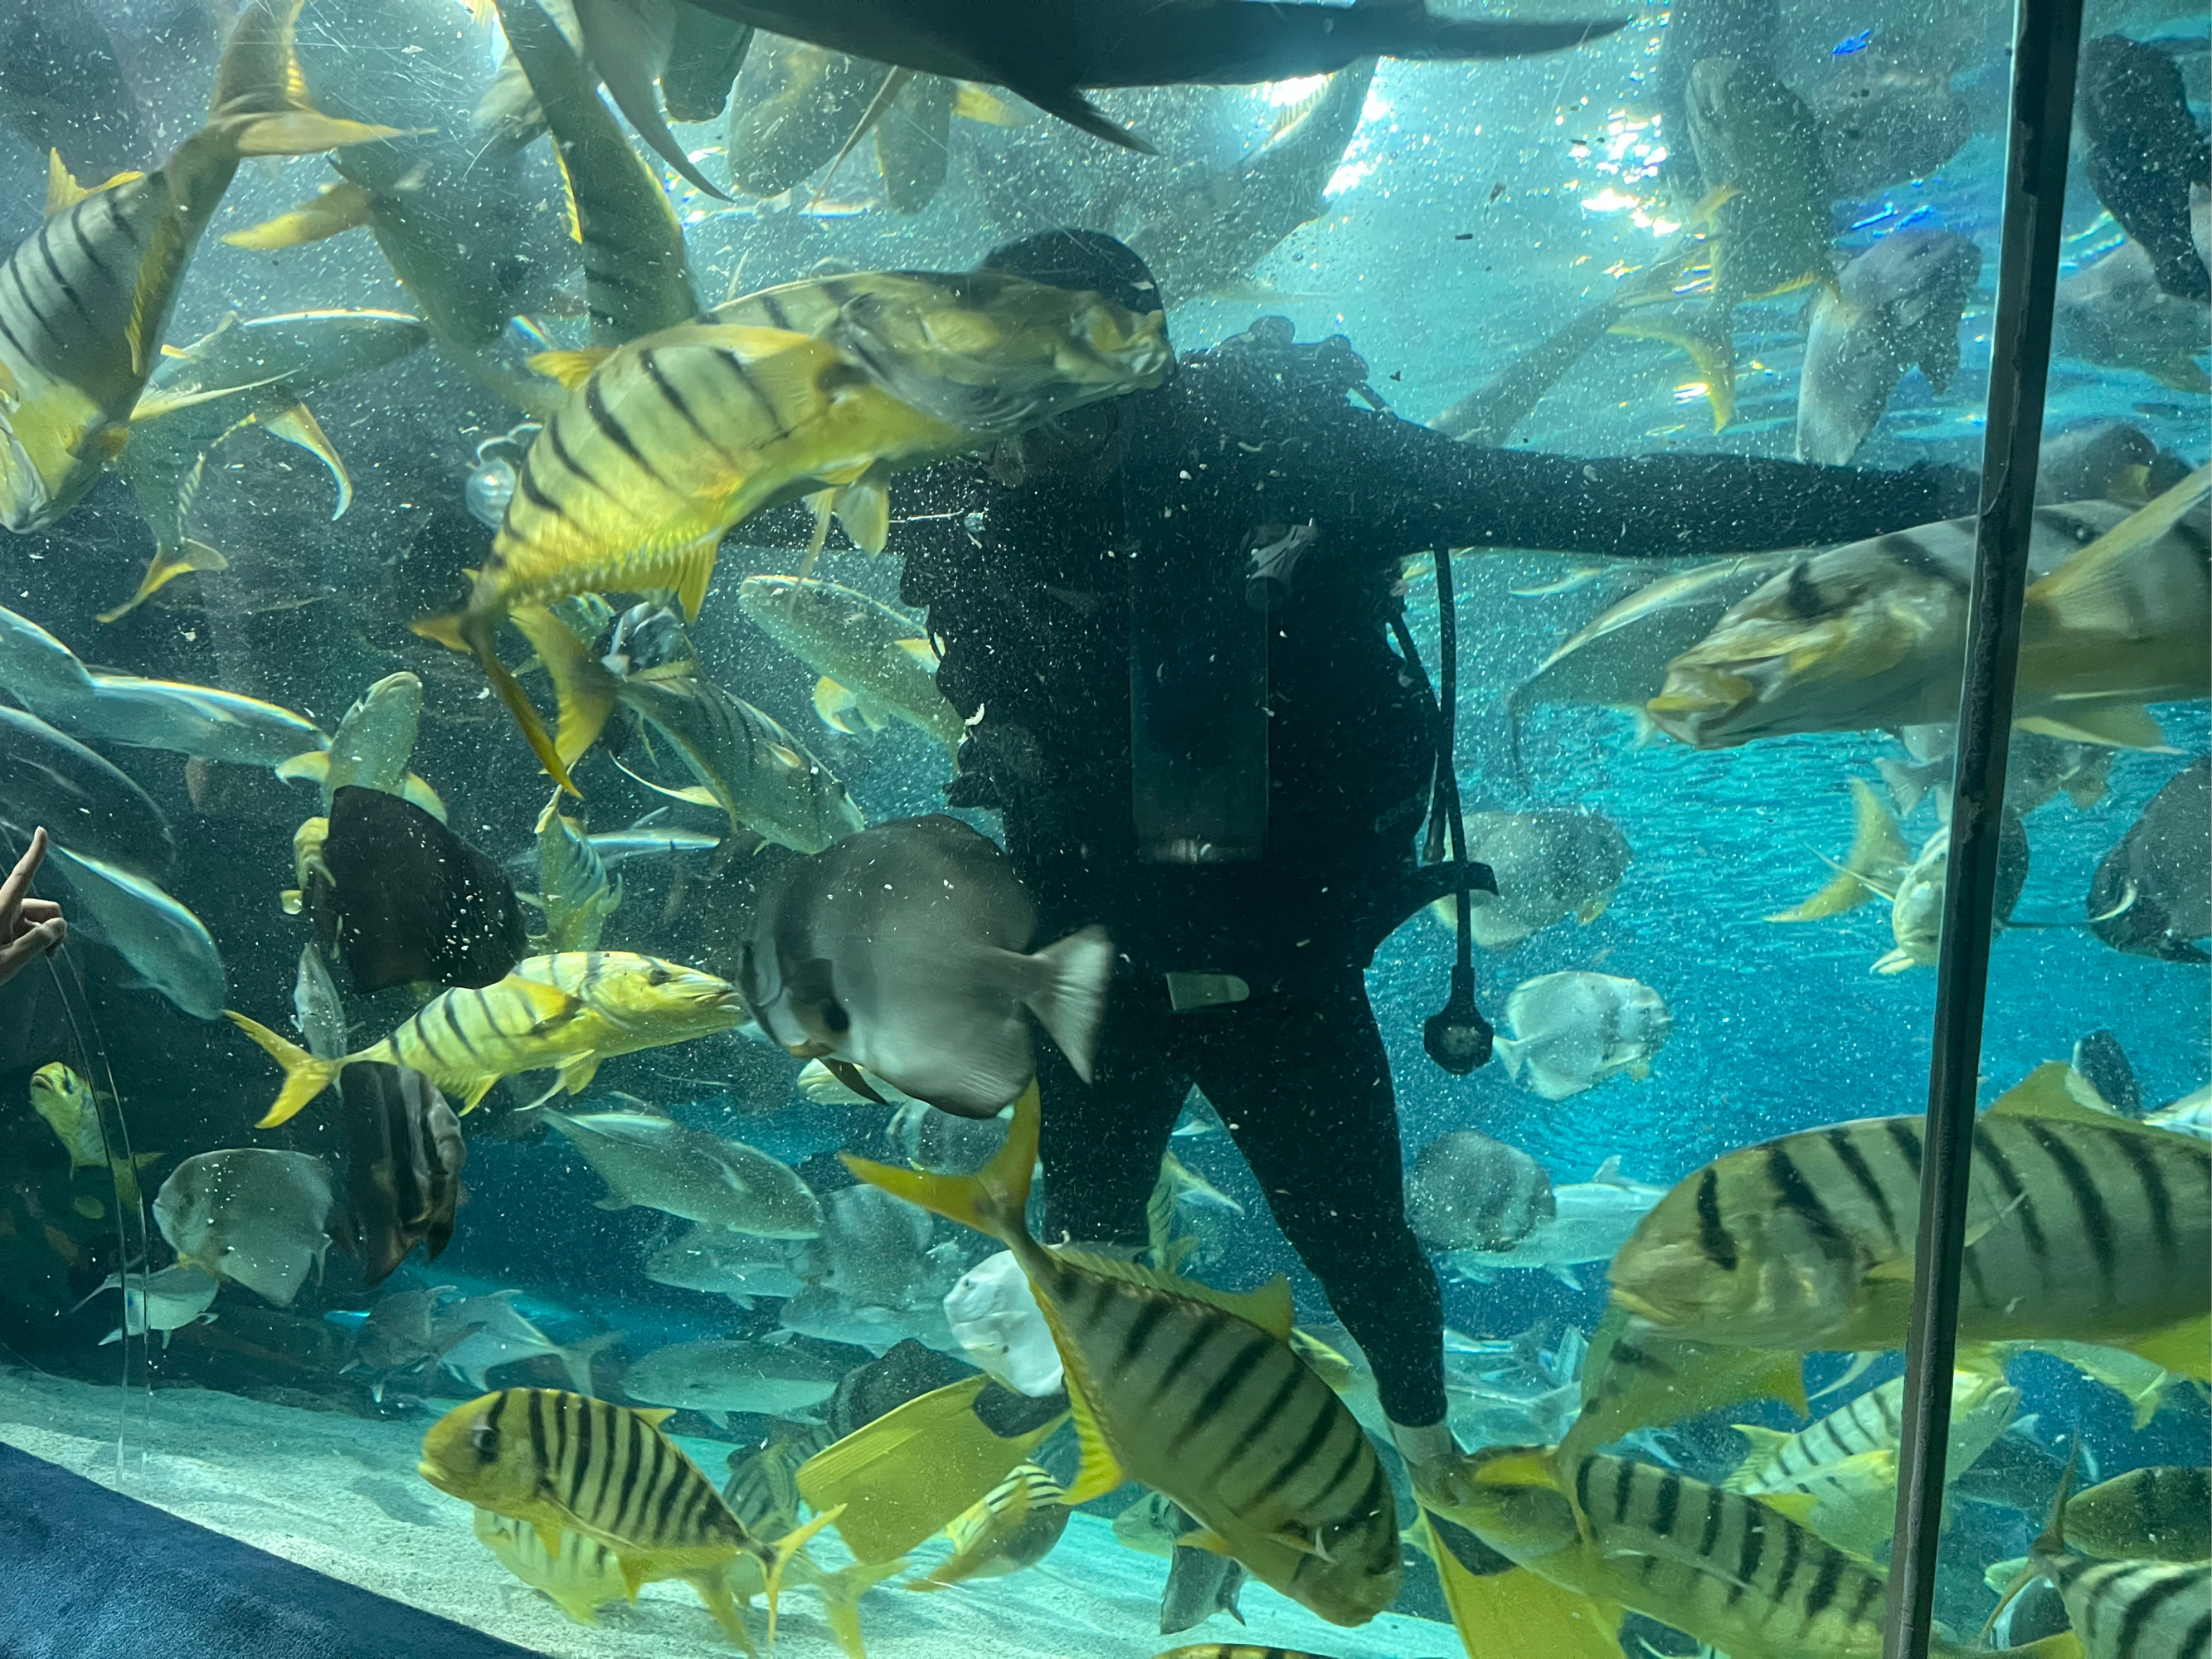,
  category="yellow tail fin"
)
[758,1506,842,1646]
[840,1082,1039,1239]
[209,0,406,158]
[509,605,620,769]
[225,1010,343,1126]
[1767,777,1905,922]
